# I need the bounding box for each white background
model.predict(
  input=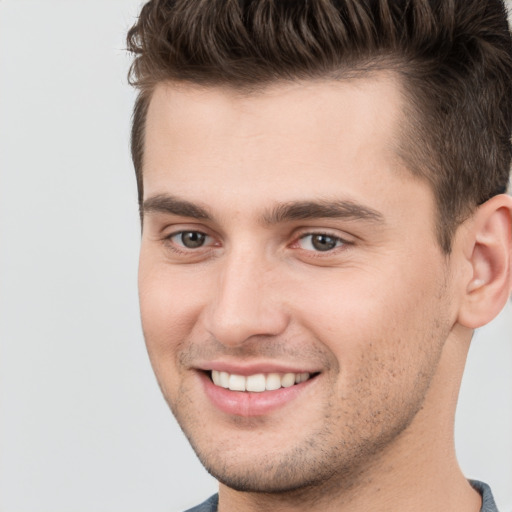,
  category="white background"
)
[0,1,510,511]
